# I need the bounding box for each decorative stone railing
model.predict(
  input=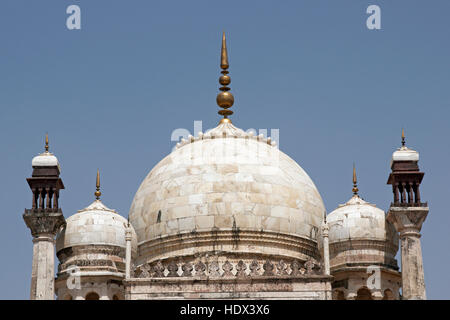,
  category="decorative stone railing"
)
[133,258,324,279]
